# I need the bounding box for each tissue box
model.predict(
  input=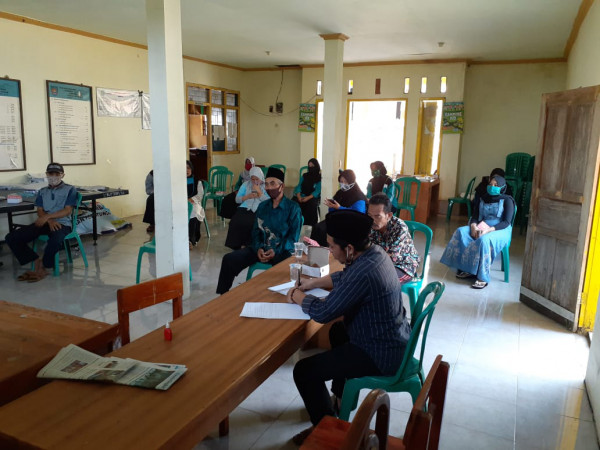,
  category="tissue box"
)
[301,246,330,278]
[7,194,23,204]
